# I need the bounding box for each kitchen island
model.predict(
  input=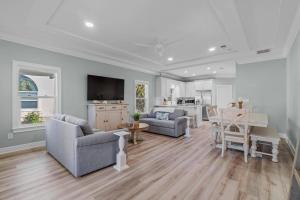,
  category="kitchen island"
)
[153,105,203,128]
